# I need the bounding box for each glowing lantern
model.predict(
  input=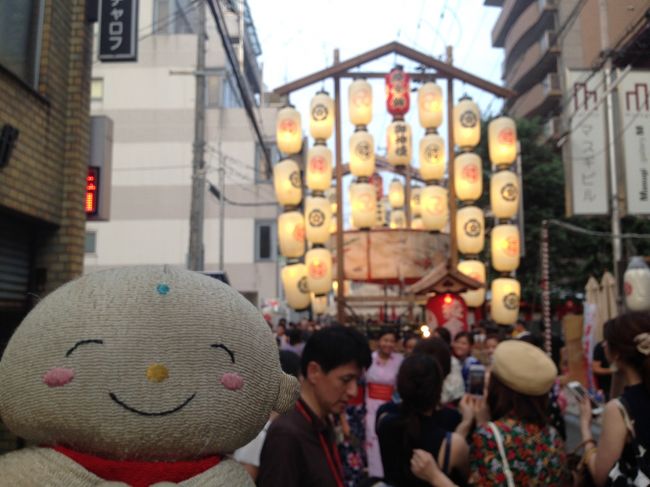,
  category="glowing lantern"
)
[306,144,332,192]
[390,209,406,229]
[421,185,449,231]
[349,79,373,126]
[456,206,484,254]
[386,121,412,167]
[277,211,305,258]
[309,90,334,141]
[329,216,337,234]
[419,133,446,181]
[410,186,422,216]
[491,278,521,325]
[454,152,483,202]
[624,256,650,311]
[311,293,328,315]
[491,224,520,272]
[458,260,486,307]
[418,82,443,129]
[276,106,302,155]
[411,217,424,230]
[281,263,310,310]
[305,196,332,244]
[453,96,480,150]
[488,116,517,168]
[388,179,405,208]
[349,129,375,177]
[490,170,519,219]
[385,67,410,116]
[350,182,377,229]
[273,158,302,207]
[305,247,332,295]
